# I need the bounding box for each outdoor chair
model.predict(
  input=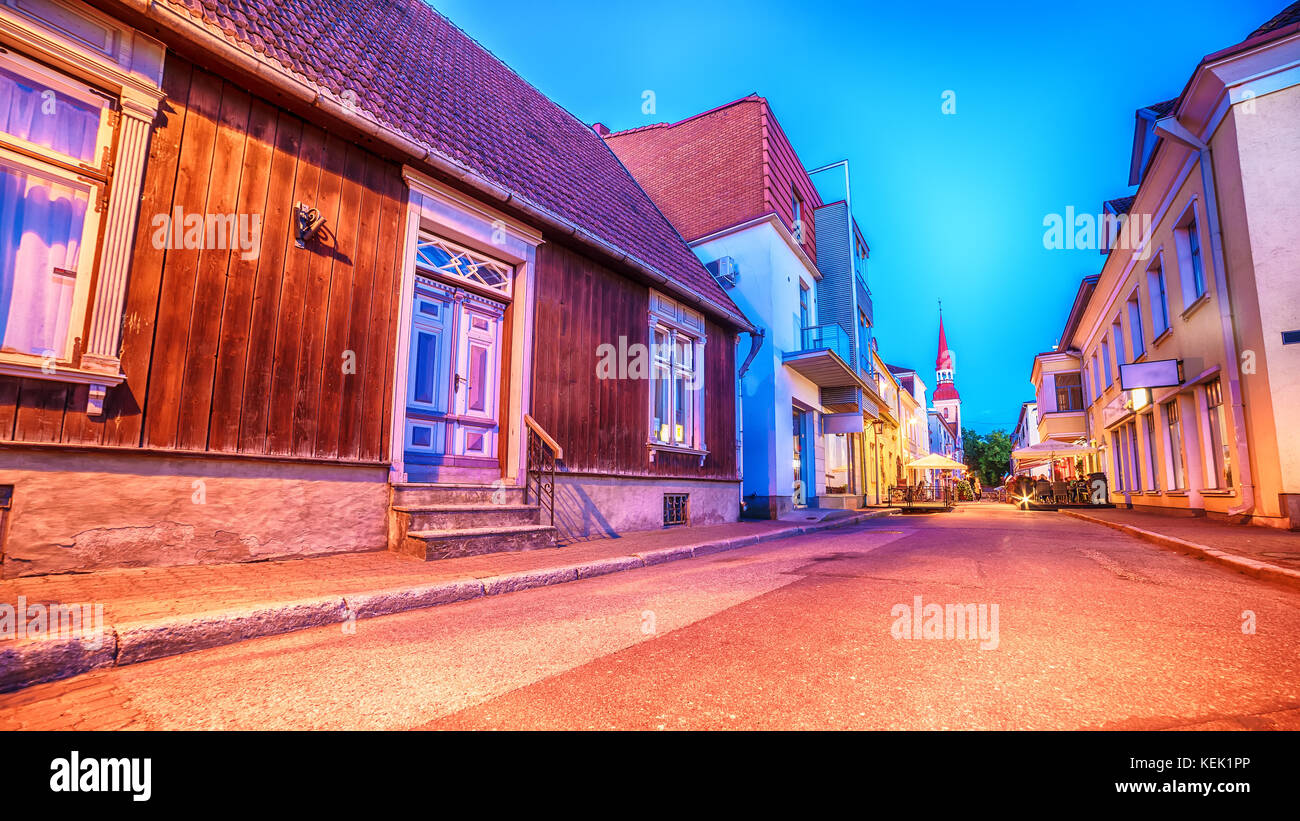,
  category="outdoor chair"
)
[1034,479,1051,504]
[1051,481,1067,505]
